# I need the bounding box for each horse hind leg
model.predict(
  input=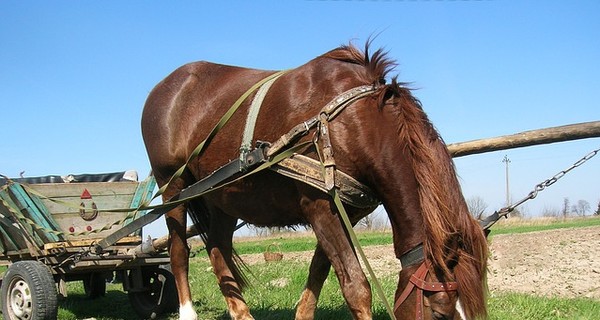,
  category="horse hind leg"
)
[199,204,254,320]
[295,244,331,320]
[164,203,197,320]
